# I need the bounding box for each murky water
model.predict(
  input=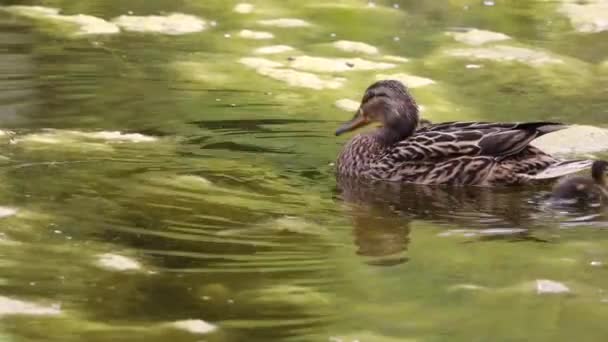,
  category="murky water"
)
[0,0,608,341]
